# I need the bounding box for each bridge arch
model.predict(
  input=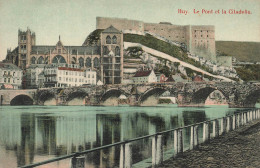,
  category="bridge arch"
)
[37,90,56,105]
[65,89,88,105]
[10,94,33,105]
[190,87,229,106]
[100,89,128,105]
[243,89,260,107]
[138,87,169,106]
